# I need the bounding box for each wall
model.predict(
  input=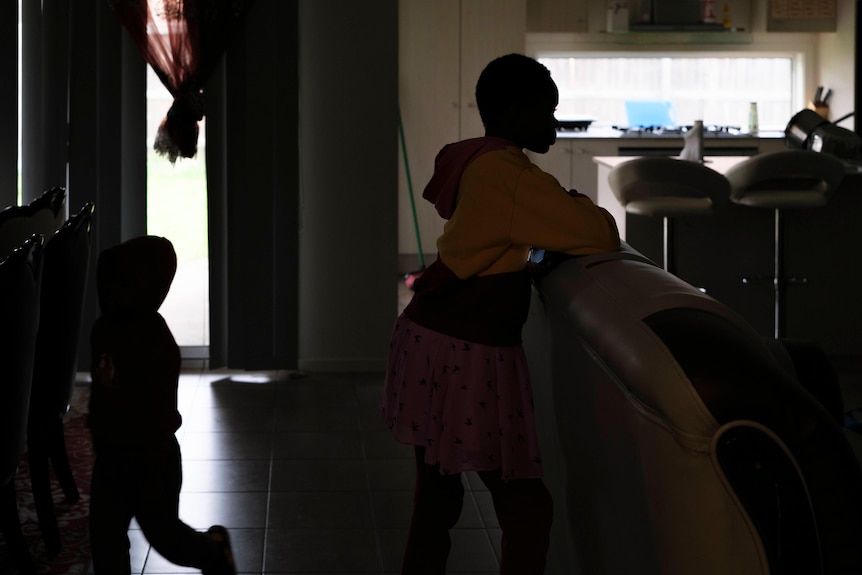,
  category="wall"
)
[298,0,399,371]
[203,0,301,370]
[817,0,856,129]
